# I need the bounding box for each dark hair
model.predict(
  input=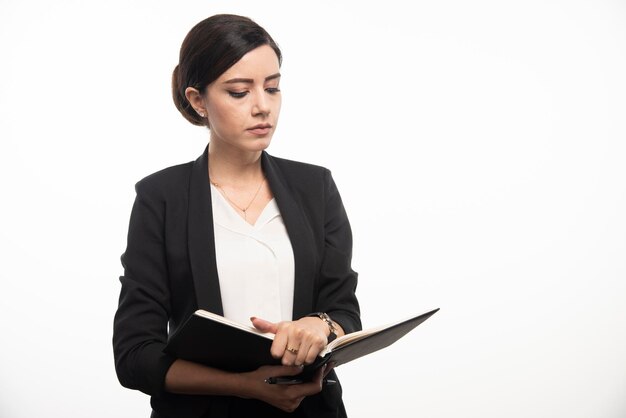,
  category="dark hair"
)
[172,14,282,126]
